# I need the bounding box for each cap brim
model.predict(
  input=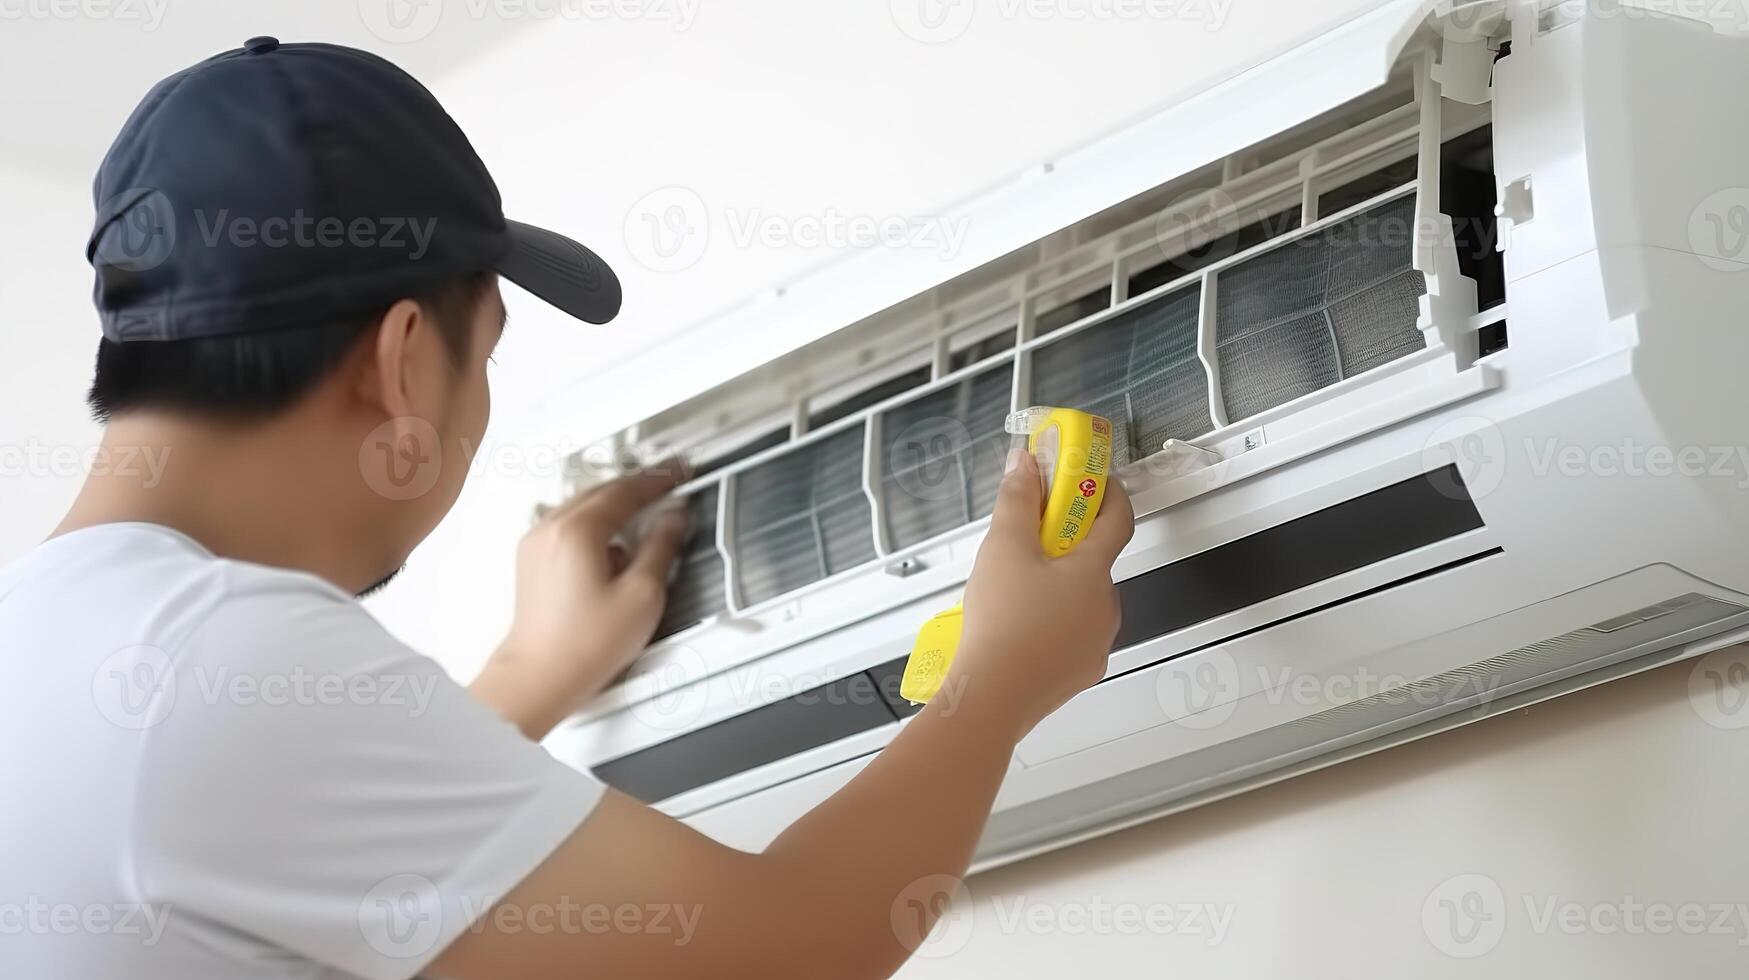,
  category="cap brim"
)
[494,219,622,325]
